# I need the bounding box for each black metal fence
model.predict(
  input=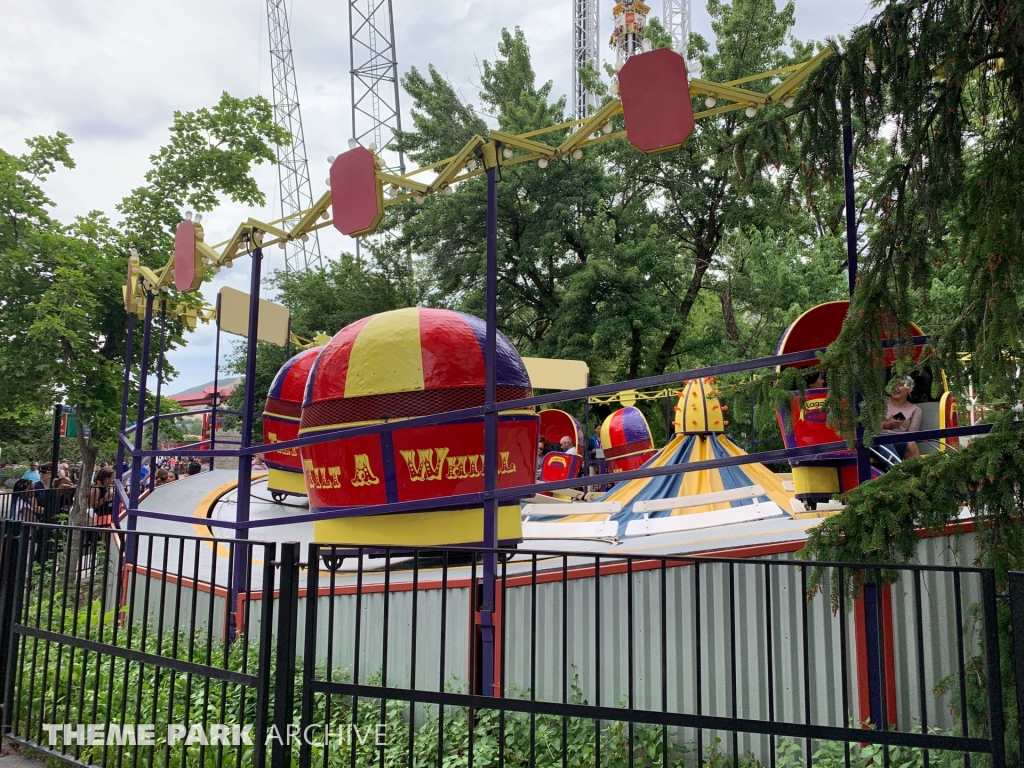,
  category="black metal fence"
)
[0,521,1017,768]
[0,488,70,525]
